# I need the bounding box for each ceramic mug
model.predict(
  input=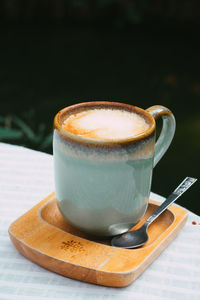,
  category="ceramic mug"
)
[53,101,175,236]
